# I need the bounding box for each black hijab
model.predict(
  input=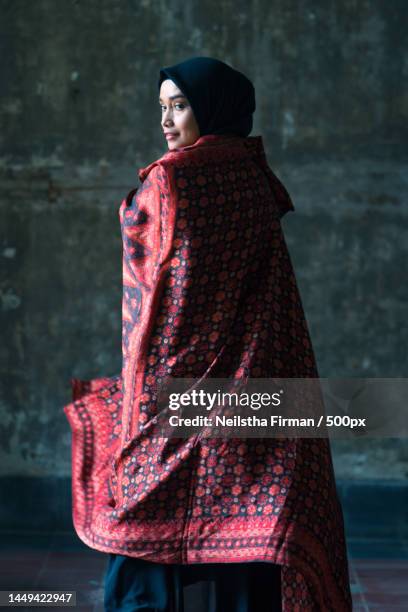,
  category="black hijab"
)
[158,56,256,138]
